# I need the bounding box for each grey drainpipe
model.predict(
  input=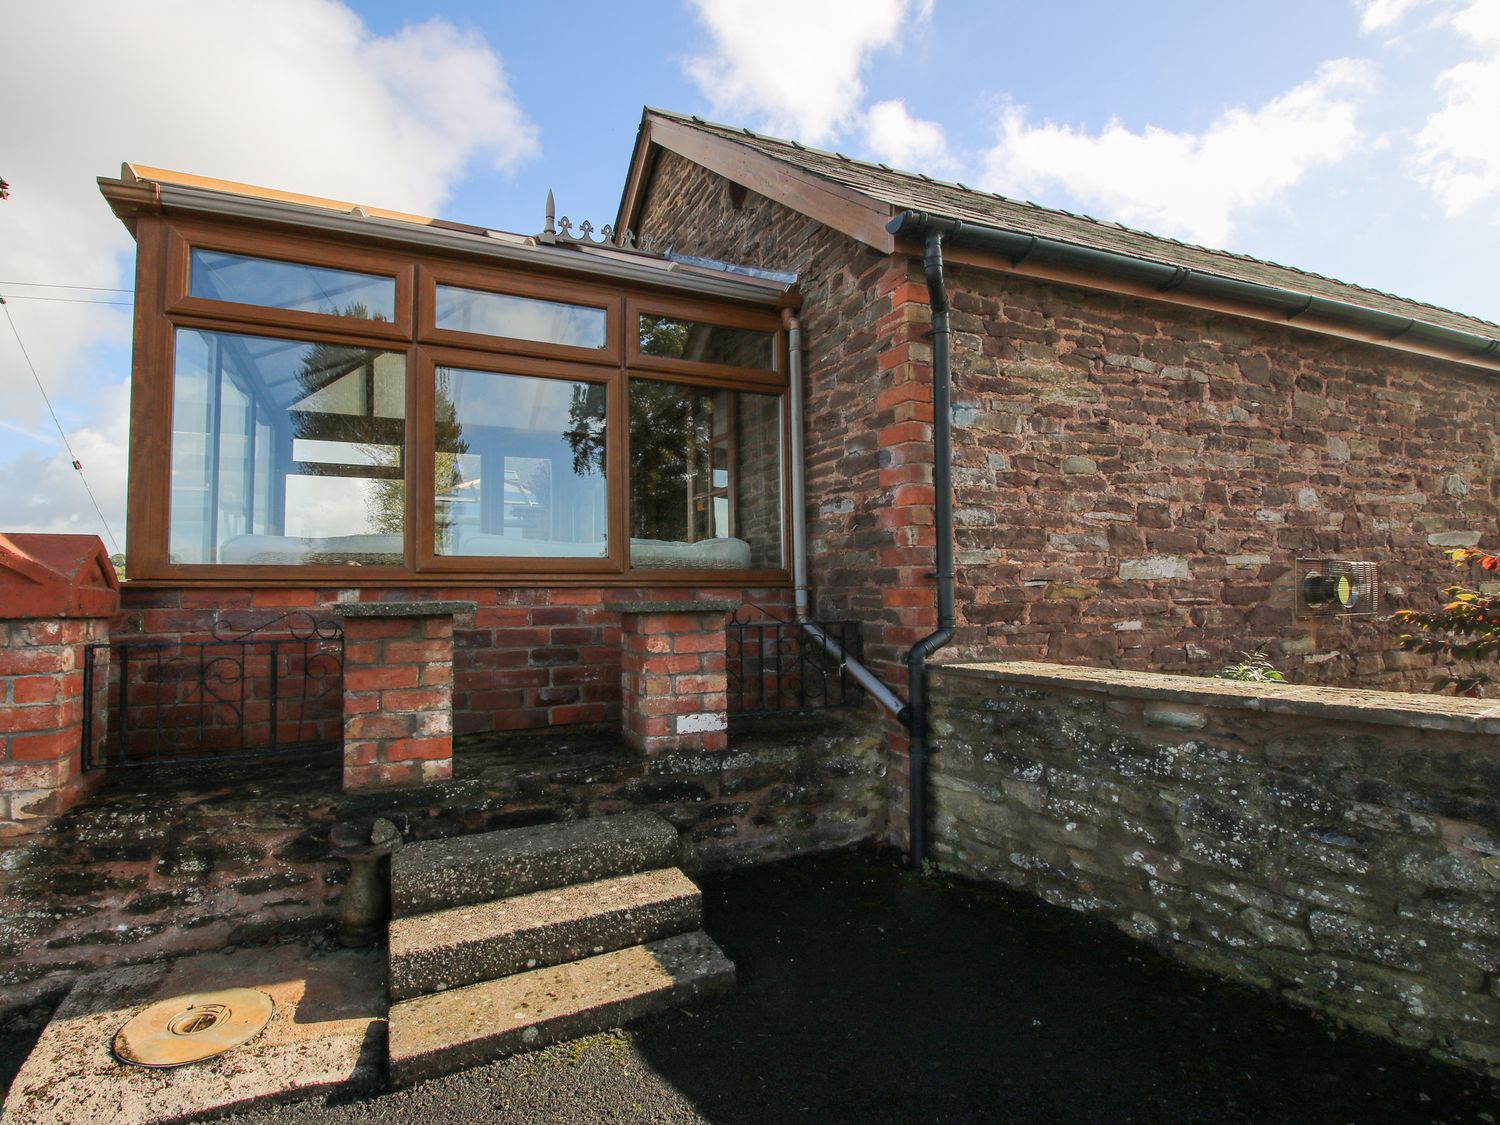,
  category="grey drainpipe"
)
[886,211,1500,360]
[785,309,909,721]
[903,230,957,870]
